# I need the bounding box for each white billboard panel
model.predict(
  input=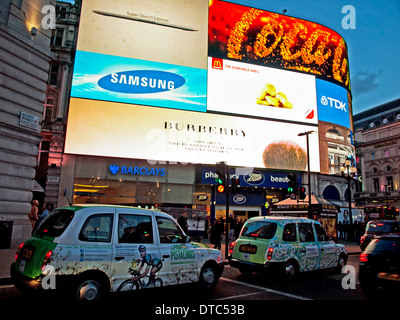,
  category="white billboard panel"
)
[207,58,318,124]
[65,98,320,172]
